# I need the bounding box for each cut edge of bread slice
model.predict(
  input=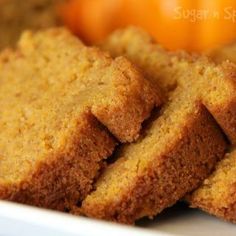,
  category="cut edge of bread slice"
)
[188,149,236,224]
[0,111,116,210]
[0,27,161,210]
[80,27,236,224]
[188,42,236,224]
